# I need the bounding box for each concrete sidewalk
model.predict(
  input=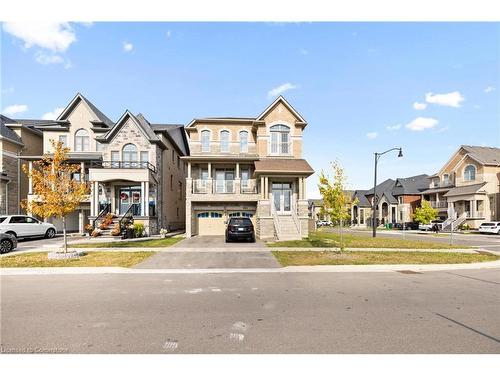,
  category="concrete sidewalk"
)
[2,258,500,275]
